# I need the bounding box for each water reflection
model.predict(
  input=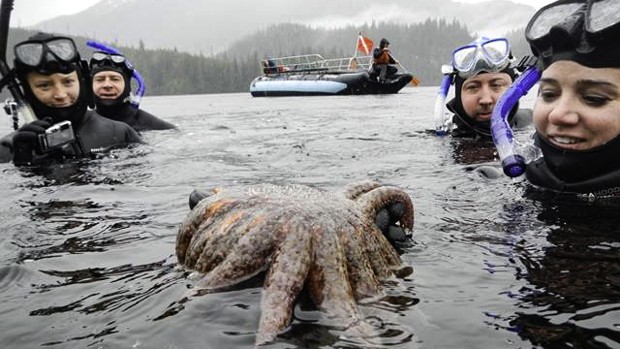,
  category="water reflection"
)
[1,91,617,348]
[449,137,498,166]
[510,192,620,348]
